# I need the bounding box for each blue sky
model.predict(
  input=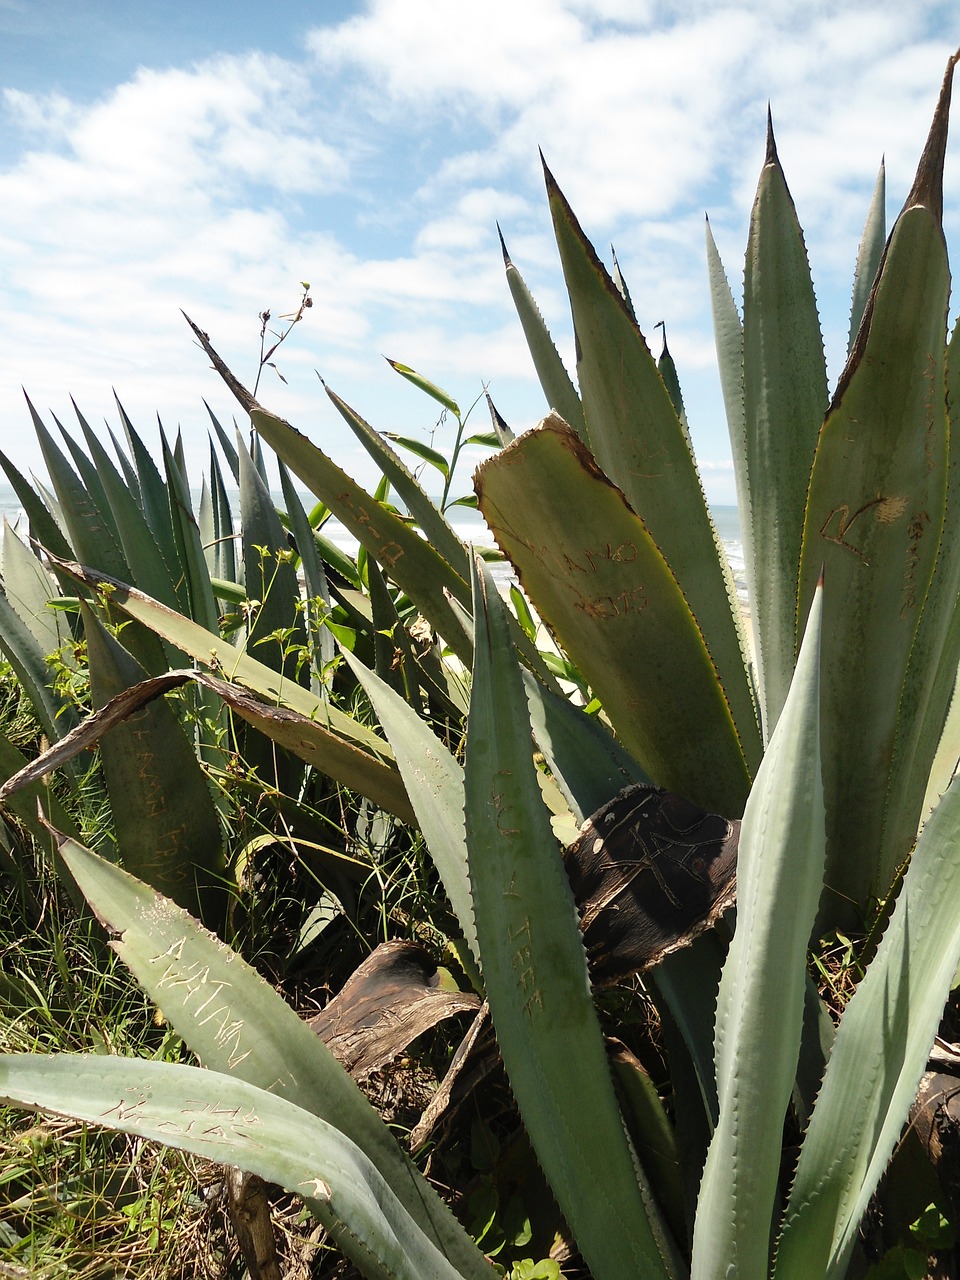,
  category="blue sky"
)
[1,1,958,504]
